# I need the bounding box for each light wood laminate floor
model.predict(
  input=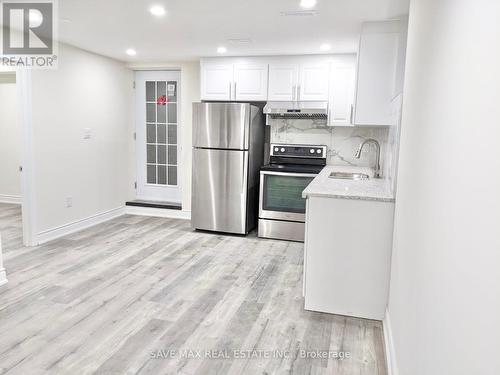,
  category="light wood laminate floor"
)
[0,203,387,375]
